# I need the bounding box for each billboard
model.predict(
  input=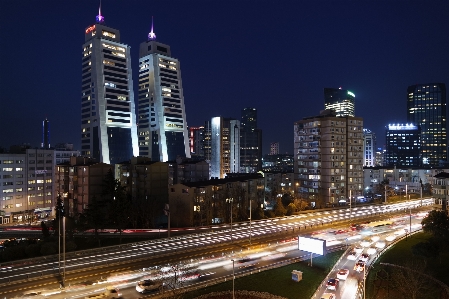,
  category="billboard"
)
[297,236,326,255]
